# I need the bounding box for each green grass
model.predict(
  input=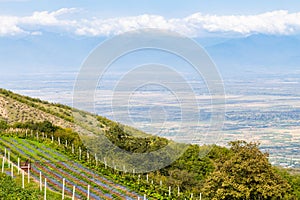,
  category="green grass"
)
[0,165,71,200]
